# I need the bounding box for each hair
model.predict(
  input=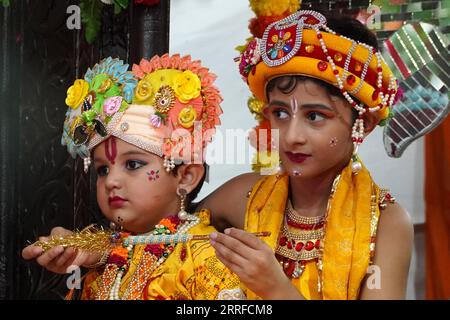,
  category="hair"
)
[266,12,378,123]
